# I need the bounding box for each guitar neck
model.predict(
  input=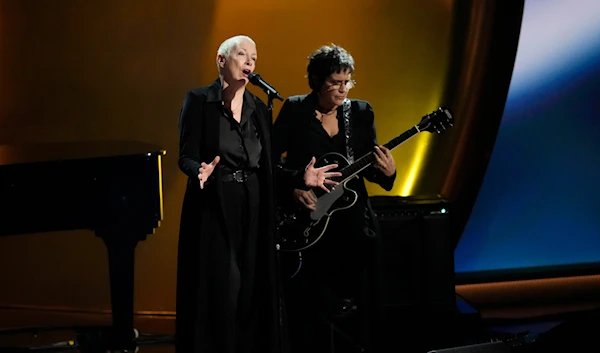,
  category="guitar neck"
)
[337,125,421,183]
